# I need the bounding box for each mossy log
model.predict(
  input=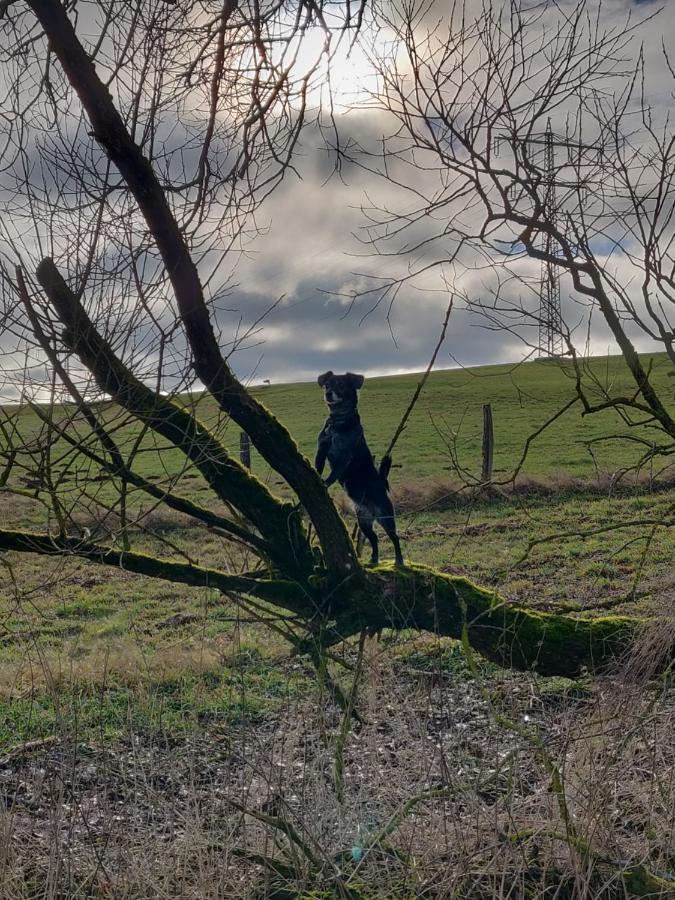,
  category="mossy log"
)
[0,530,666,679]
[333,563,663,678]
[621,863,675,898]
